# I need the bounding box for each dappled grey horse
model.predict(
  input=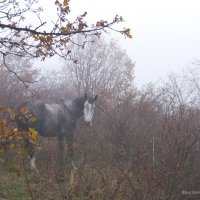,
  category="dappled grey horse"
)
[17,93,98,172]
